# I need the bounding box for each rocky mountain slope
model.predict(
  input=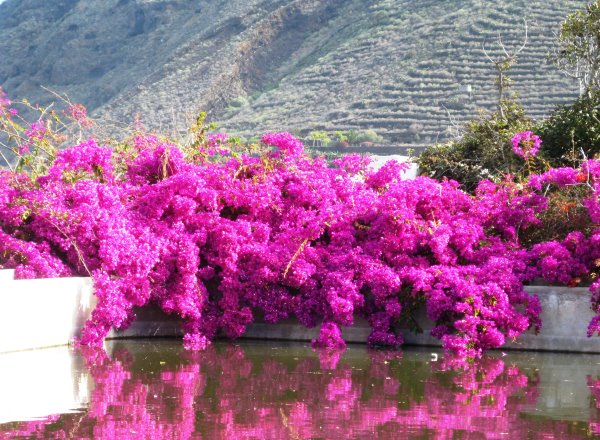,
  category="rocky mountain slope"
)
[0,0,588,145]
